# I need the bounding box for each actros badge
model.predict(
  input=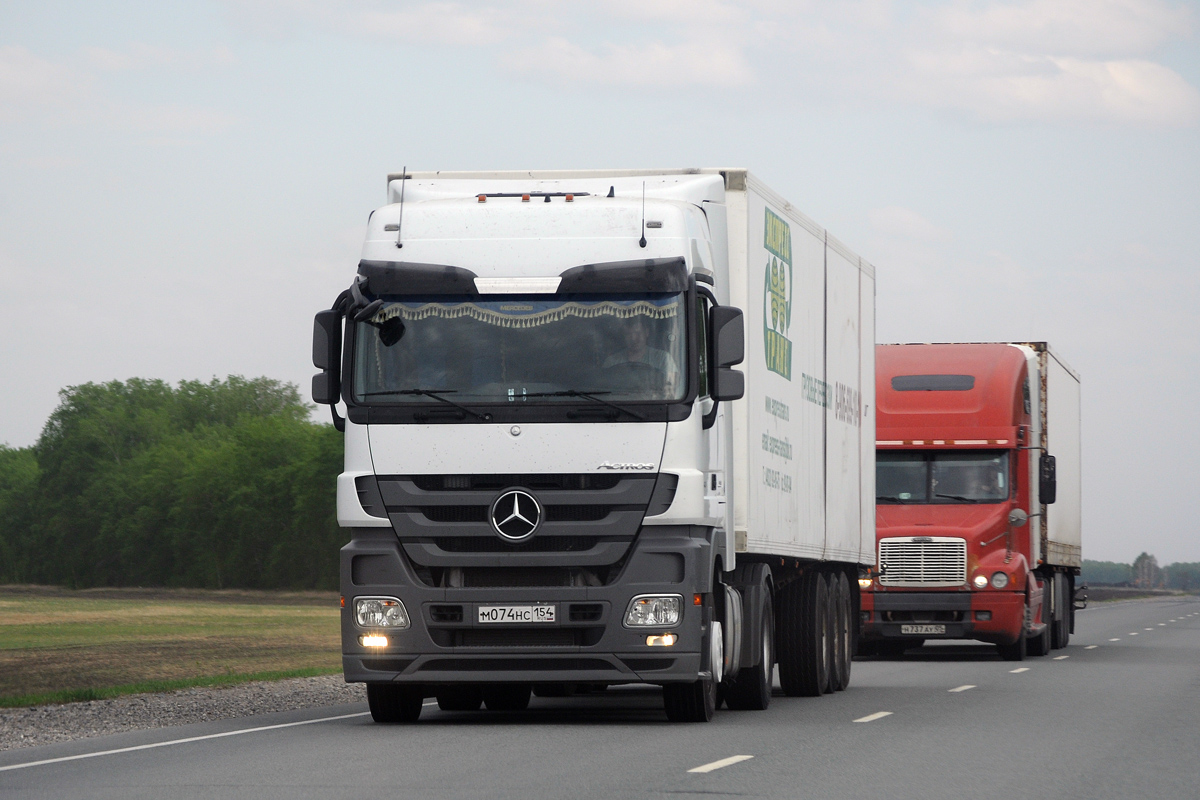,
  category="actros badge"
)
[490,489,542,541]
